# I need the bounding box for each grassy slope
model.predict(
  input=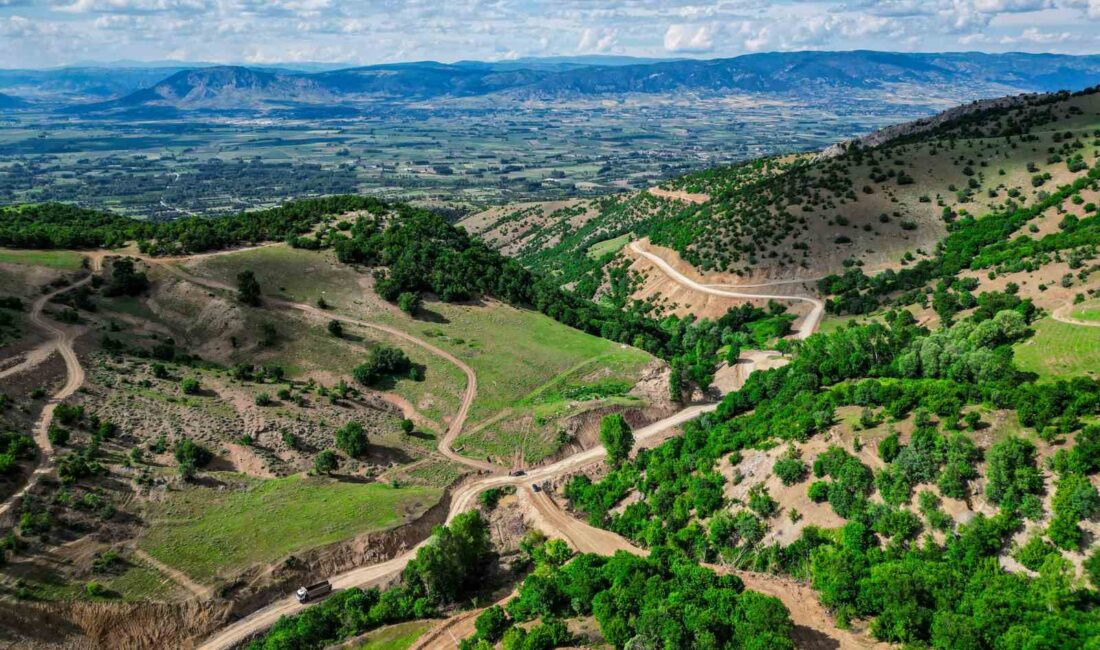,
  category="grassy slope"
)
[0,247,84,269]
[184,245,654,461]
[139,474,439,582]
[380,301,652,464]
[1014,317,1100,379]
[351,621,432,650]
[463,90,1100,287]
